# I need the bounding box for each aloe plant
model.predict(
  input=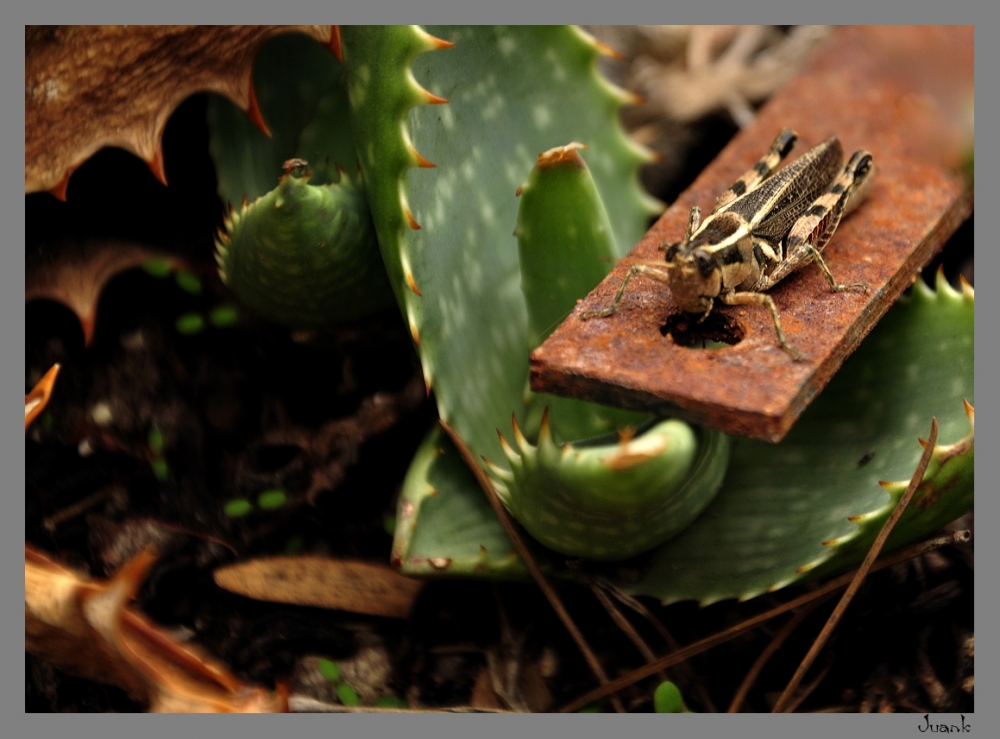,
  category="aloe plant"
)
[207,26,974,603]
